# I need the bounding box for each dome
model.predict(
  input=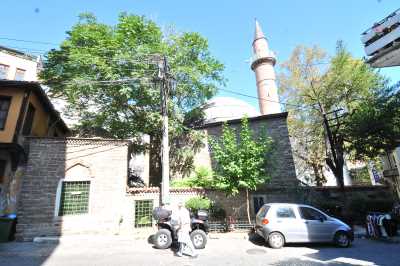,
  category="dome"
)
[203,97,260,123]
